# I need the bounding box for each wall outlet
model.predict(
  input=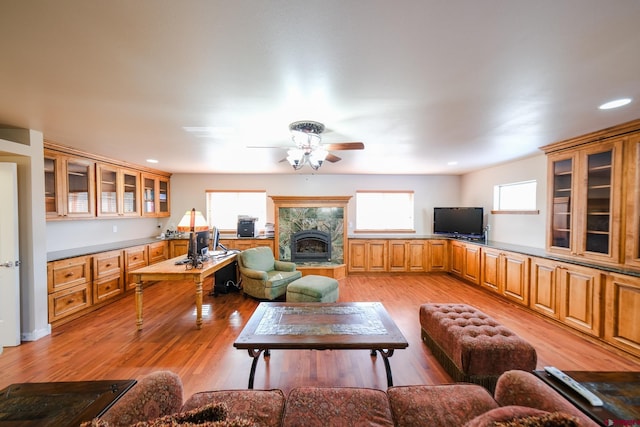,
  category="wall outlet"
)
[112,225,117,233]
